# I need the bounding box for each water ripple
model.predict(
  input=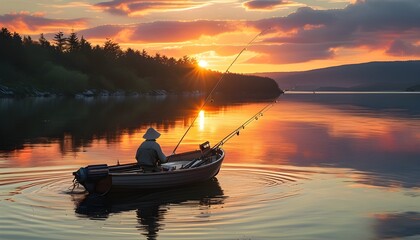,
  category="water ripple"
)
[0,164,313,240]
